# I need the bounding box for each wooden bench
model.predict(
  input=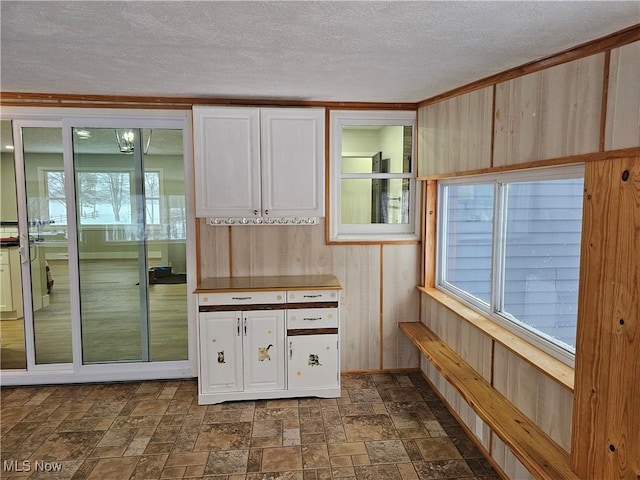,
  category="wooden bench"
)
[399,322,579,480]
